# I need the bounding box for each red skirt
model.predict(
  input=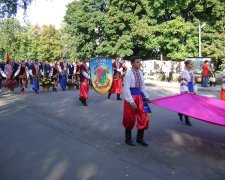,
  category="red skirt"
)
[123,95,149,130]
[221,89,225,101]
[80,83,89,100]
[109,78,123,94]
